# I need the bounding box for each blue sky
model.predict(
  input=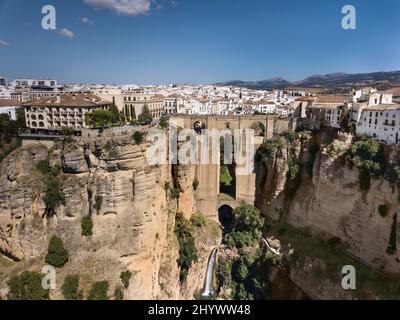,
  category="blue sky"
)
[0,0,399,84]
